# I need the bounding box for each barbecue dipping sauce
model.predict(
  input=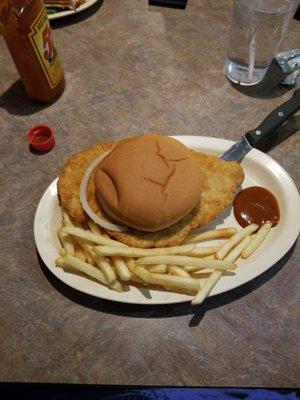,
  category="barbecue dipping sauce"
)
[0,0,65,102]
[233,186,280,228]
